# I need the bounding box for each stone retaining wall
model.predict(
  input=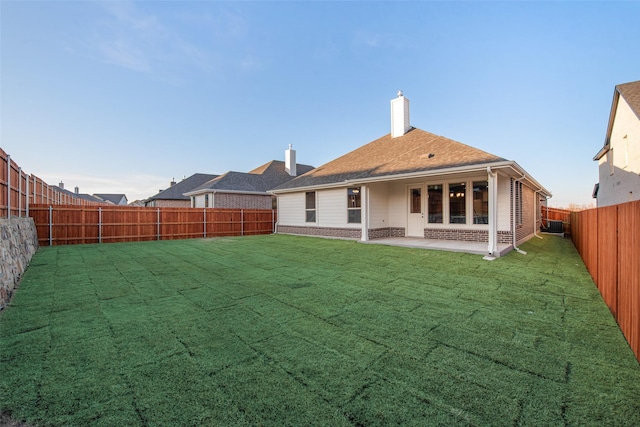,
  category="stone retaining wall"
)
[0,217,39,310]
